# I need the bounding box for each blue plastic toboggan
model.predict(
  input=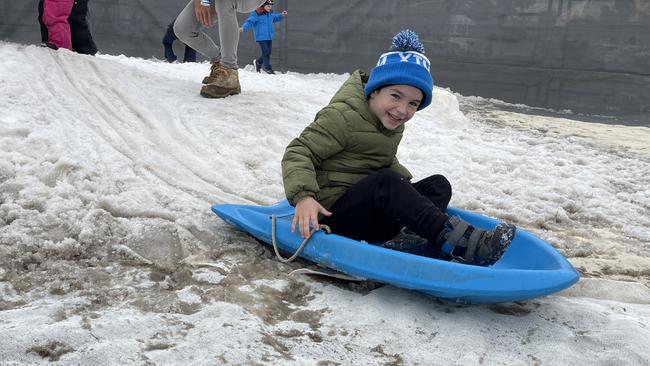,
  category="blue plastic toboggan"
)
[212,200,579,303]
